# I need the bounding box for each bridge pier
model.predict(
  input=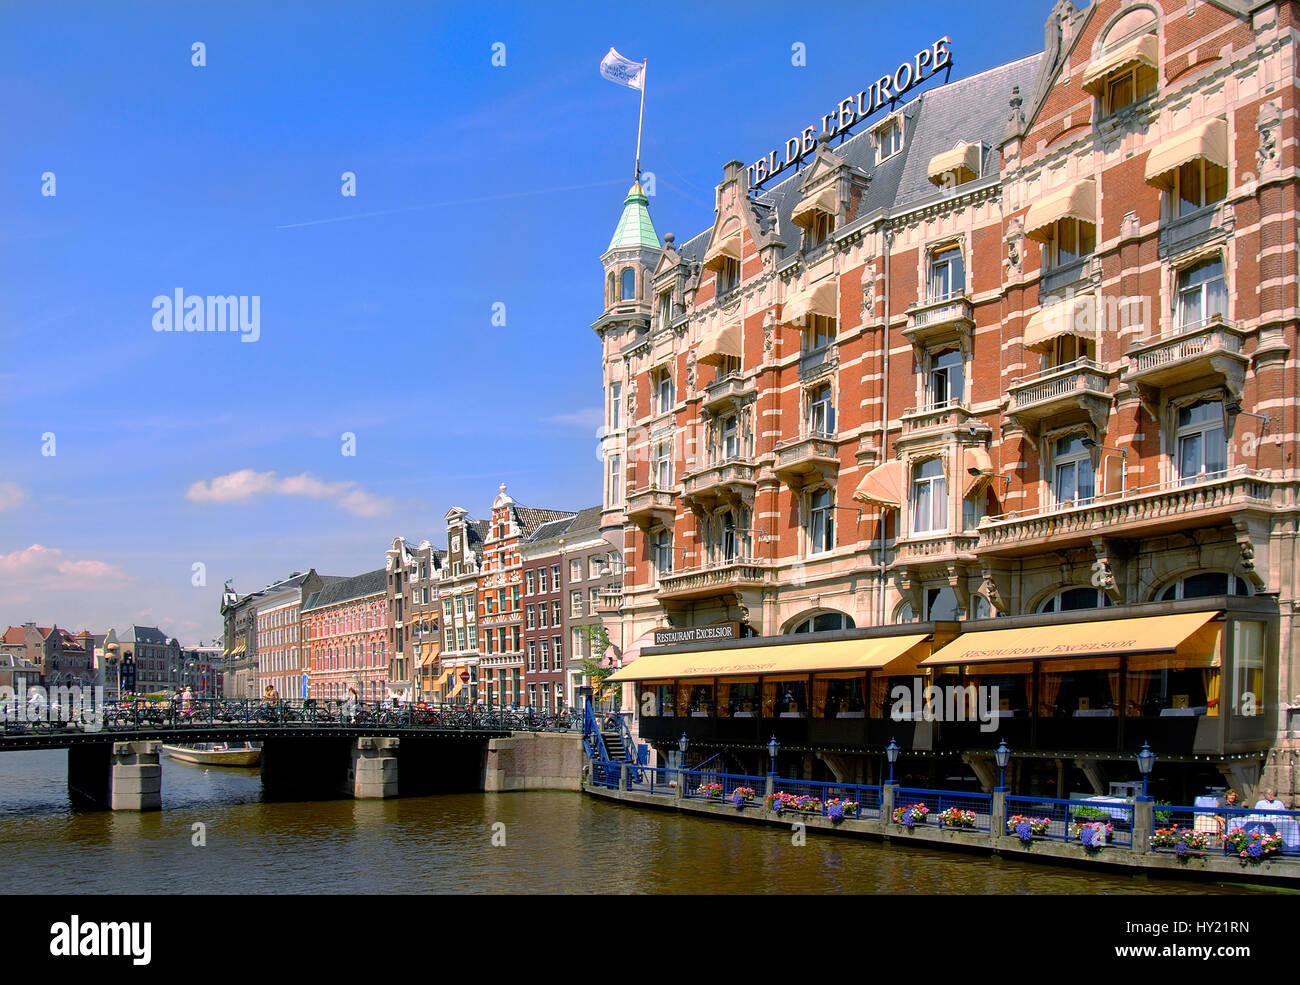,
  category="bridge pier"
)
[345,737,399,799]
[68,741,161,811]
